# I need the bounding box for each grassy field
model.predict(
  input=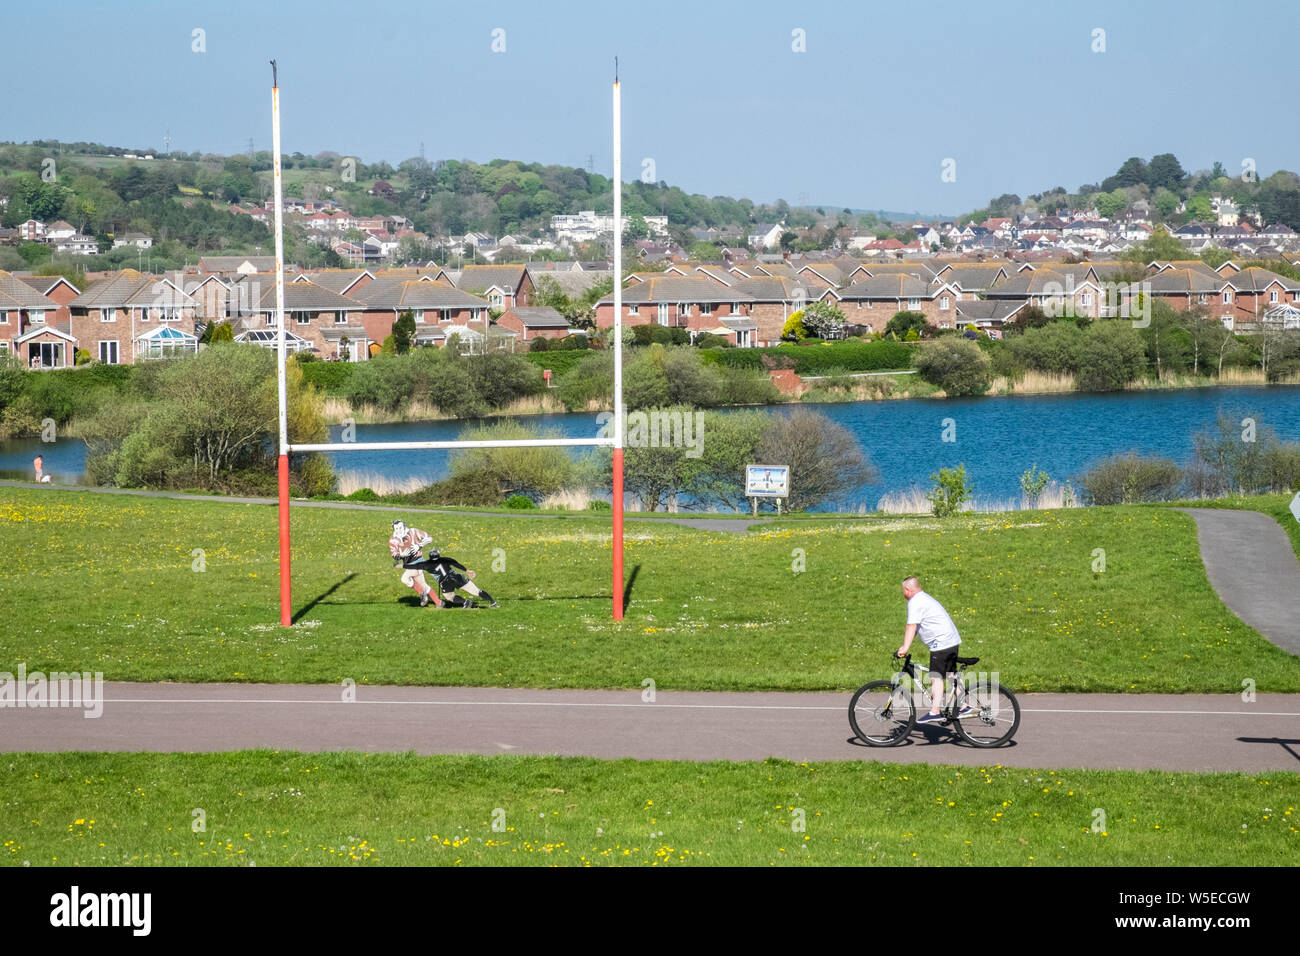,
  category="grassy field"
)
[0,751,1293,866]
[2,486,1298,692]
